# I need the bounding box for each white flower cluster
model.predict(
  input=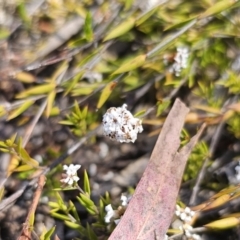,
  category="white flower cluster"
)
[60,164,81,186]
[235,161,240,181]
[175,205,201,240]
[104,195,131,224]
[169,47,189,77]
[175,205,195,223]
[180,224,201,240]
[102,104,143,143]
